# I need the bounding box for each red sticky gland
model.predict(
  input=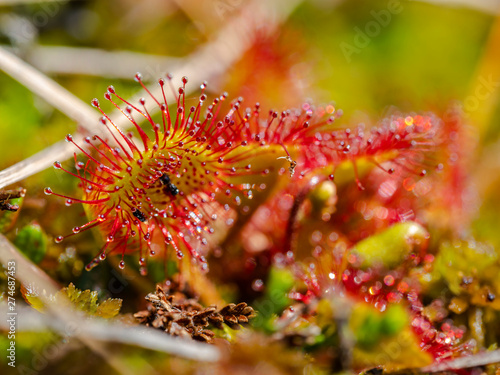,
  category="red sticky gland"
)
[45,74,340,273]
